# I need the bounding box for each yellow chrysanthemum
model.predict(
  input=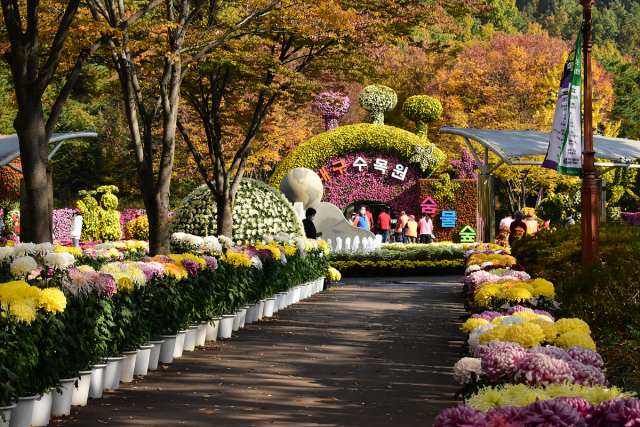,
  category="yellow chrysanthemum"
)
[108,248,120,258]
[479,325,510,344]
[4,300,37,324]
[499,383,549,408]
[54,245,83,257]
[505,287,532,302]
[180,253,207,270]
[530,278,554,289]
[40,288,67,314]
[255,244,281,260]
[124,265,147,287]
[555,318,591,335]
[465,386,506,412]
[512,311,539,322]
[532,285,555,298]
[77,265,95,273]
[168,254,184,263]
[490,316,507,325]
[0,280,42,305]
[555,331,597,350]
[474,285,504,306]
[220,252,252,268]
[461,318,489,333]
[327,267,341,282]
[511,283,534,293]
[502,322,544,348]
[117,276,135,291]
[163,263,188,281]
[530,318,558,342]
